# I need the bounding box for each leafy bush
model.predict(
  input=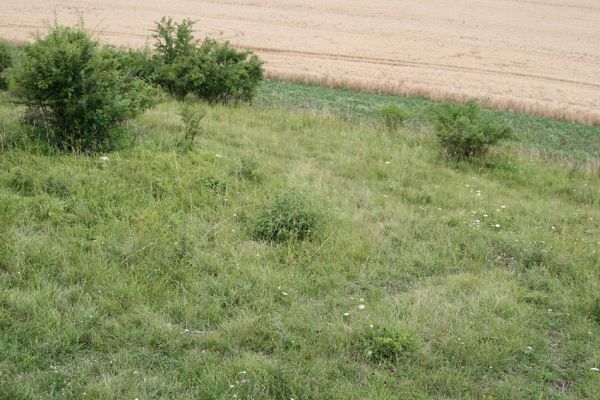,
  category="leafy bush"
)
[152,17,263,102]
[364,327,417,364]
[11,25,155,152]
[377,104,410,130]
[113,47,158,83]
[179,95,206,143]
[0,41,12,89]
[252,190,320,242]
[431,100,512,159]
